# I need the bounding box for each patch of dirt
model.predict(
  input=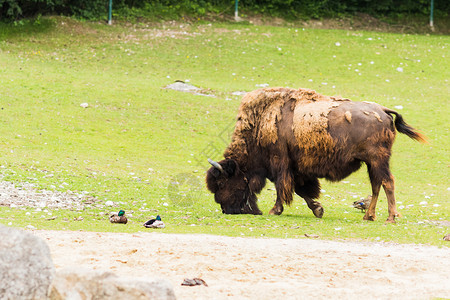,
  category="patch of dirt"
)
[33,230,450,299]
[211,12,448,35]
